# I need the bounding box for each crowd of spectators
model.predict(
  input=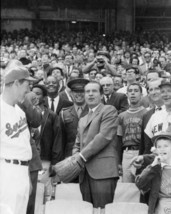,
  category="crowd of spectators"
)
[1,28,171,214]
